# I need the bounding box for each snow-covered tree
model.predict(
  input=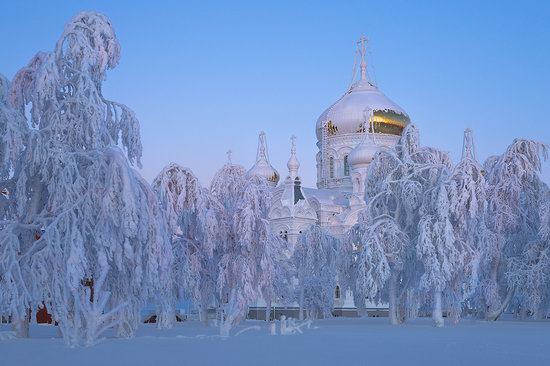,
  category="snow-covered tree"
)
[357,124,453,324]
[417,184,462,327]
[229,175,287,328]
[478,139,548,320]
[504,178,550,319]
[292,225,339,320]
[416,136,488,327]
[2,12,172,345]
[352,124,485,326]
[210,163,289,335]
[343,211,407,324]
[506,244,550,319]
[209,162,246,331]
[0,74,27,181]
[257,236,293,322]
[443,145,486,321]
[0,74,31,334]
[152,163,222,323]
